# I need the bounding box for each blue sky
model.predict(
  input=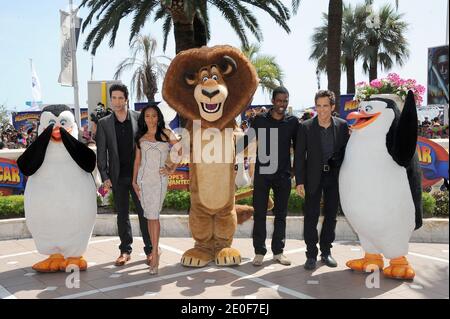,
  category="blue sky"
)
[0,0,448,112]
